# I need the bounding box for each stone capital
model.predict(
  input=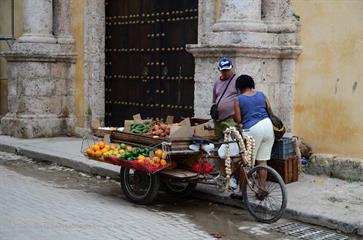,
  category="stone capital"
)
[186,44,302,59]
